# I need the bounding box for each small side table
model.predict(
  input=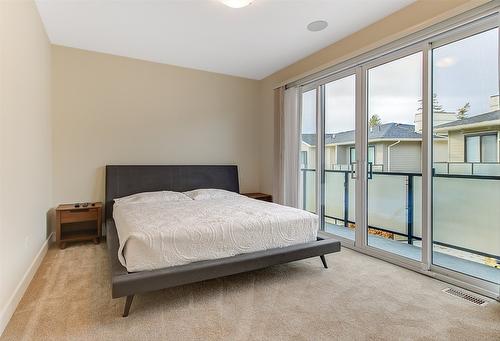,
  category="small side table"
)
[242,193,273,202]
[55,203,102,249]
